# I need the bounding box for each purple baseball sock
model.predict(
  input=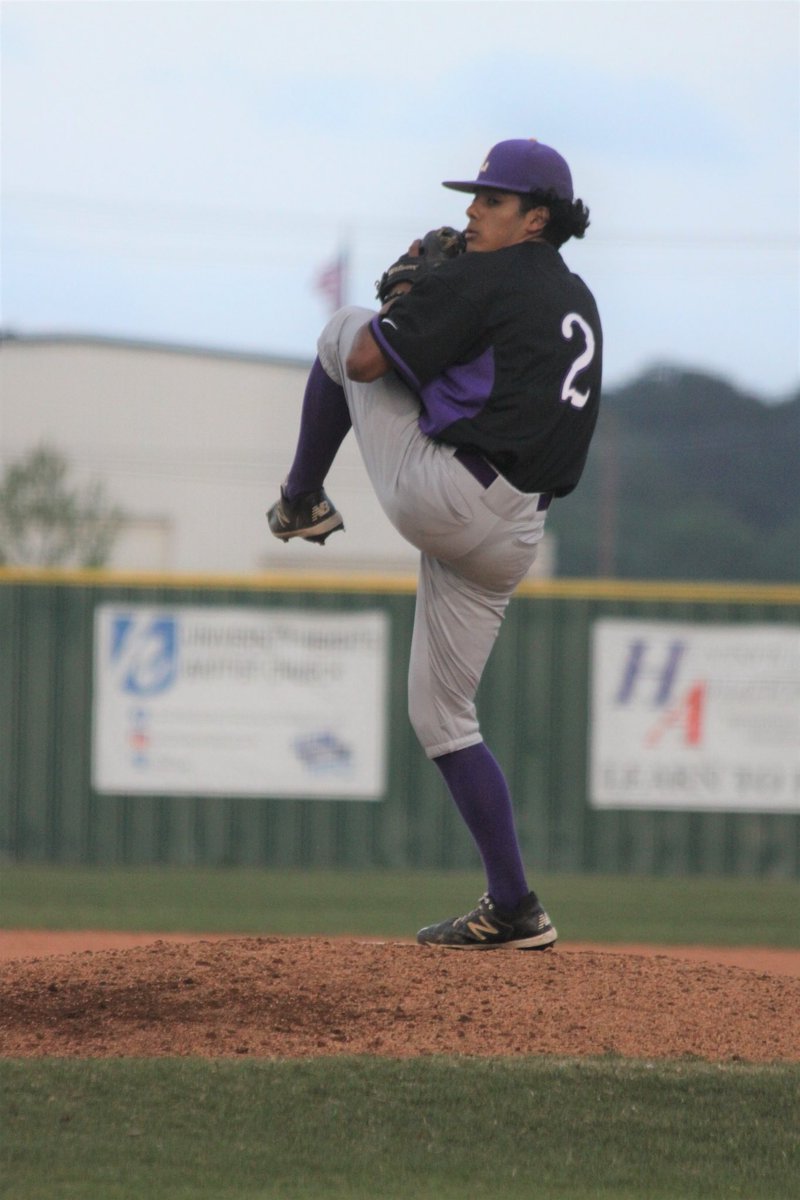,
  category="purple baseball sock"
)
[284,357,352,499]
[433,742,530,912]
